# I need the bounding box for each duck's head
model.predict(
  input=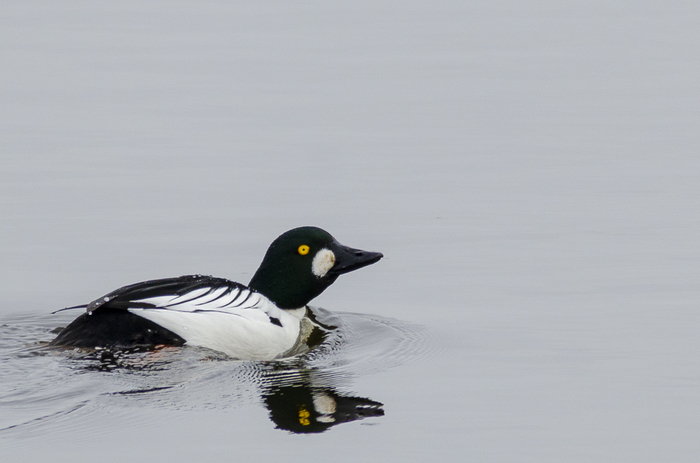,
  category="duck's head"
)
[248,227,383,309]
